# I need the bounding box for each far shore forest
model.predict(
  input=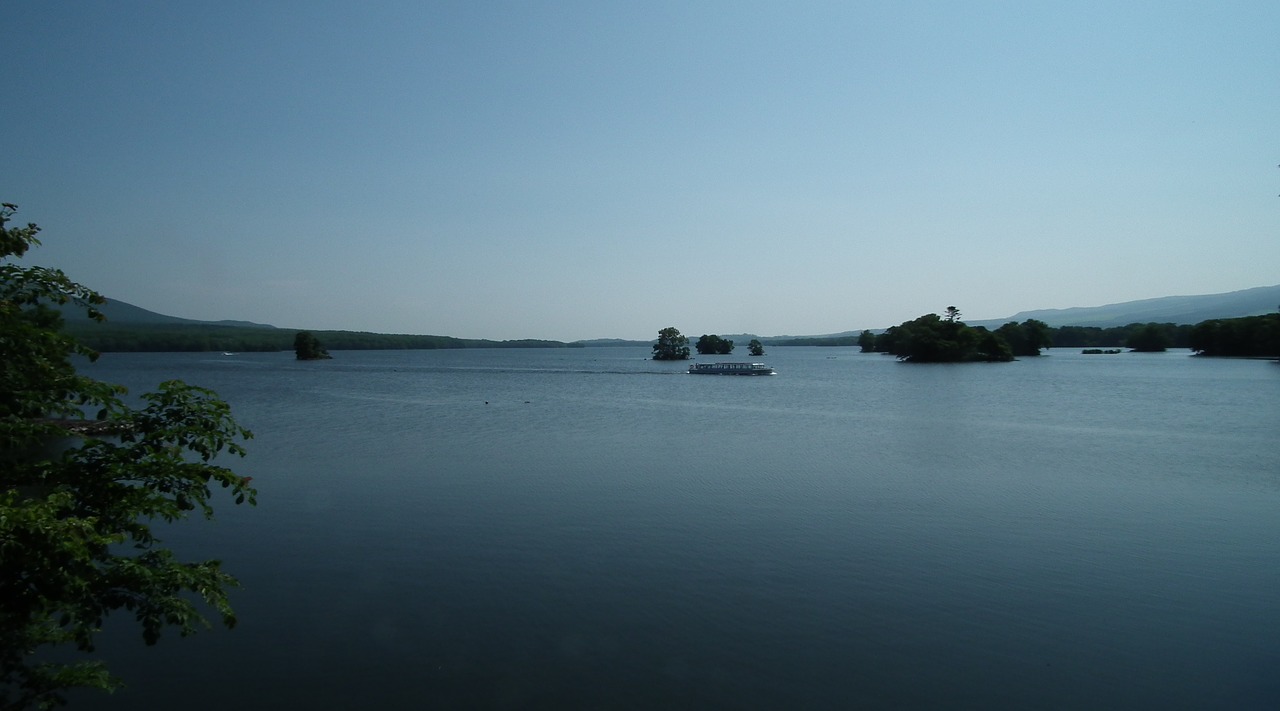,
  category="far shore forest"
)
[65,310,1280,360]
